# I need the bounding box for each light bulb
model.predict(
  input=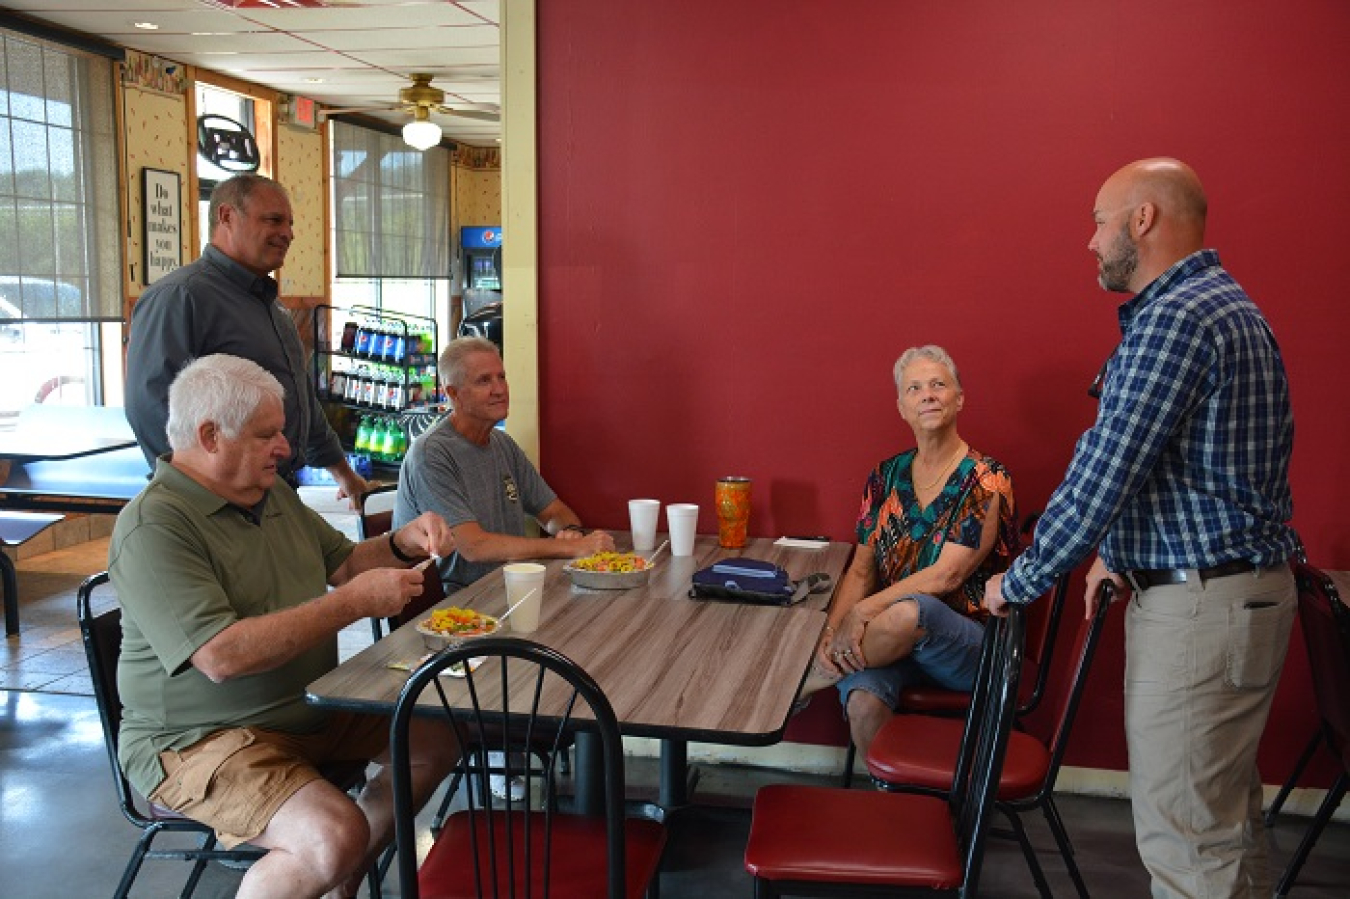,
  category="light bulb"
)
[402,119,442,151]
